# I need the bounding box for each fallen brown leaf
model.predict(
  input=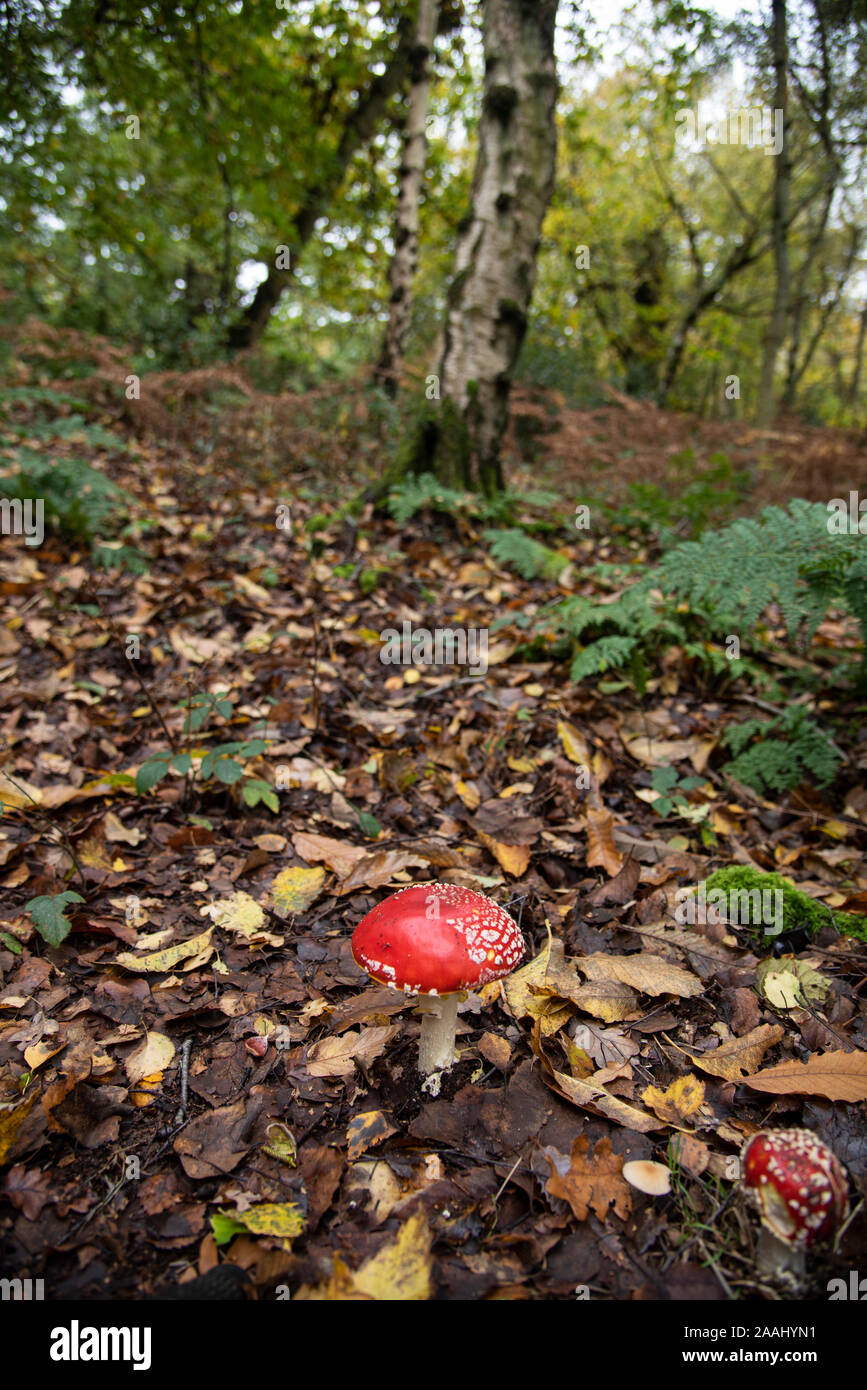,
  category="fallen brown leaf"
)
[743,1048,867,1102]
[545,1135,632,1221]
